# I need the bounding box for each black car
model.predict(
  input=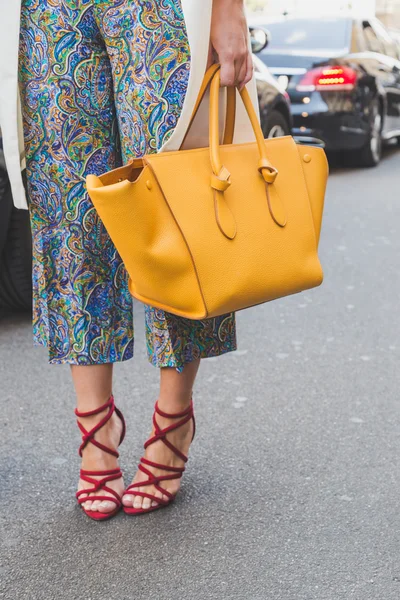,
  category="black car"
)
[255,16,400,166]
[253,53,292,139]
